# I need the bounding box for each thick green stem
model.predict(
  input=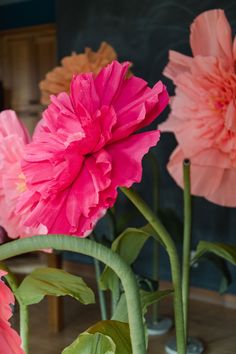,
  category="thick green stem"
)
[121,187,186,354]
[93,258,107,320]
[20,304,29,353]
[182,160,191,342]
[0,235,146,354]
